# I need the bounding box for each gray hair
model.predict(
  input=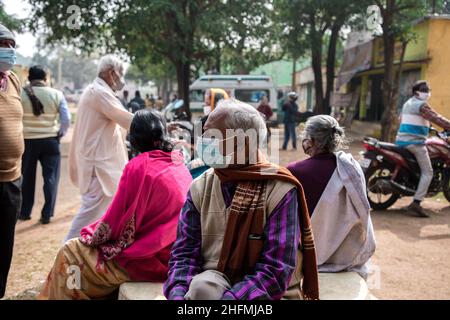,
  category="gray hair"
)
[302,115,347,153]
[216,98,267,140]
[97,54,125,75]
